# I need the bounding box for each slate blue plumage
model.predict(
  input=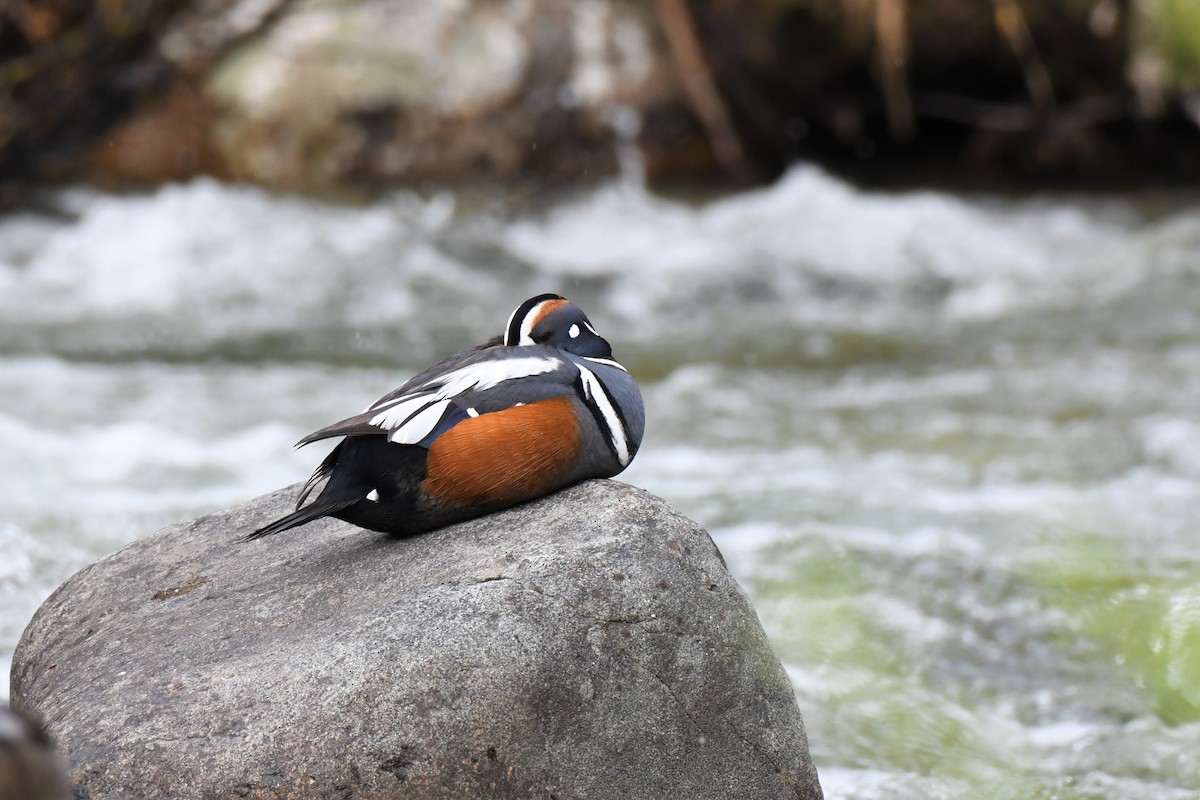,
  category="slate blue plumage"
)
[246,294,645,540]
